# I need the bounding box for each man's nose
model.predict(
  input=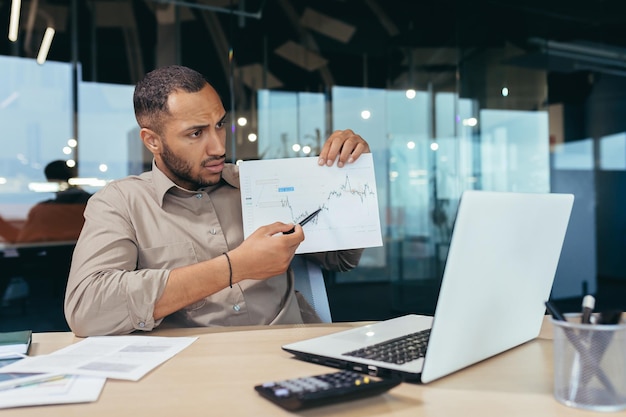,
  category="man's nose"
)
[205,131,226,155]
